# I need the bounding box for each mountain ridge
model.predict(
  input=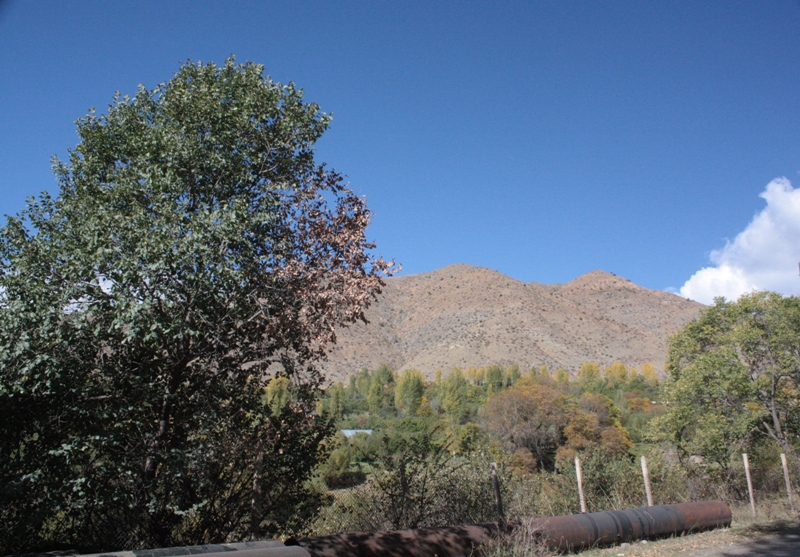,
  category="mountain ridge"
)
[322,264,702,381]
